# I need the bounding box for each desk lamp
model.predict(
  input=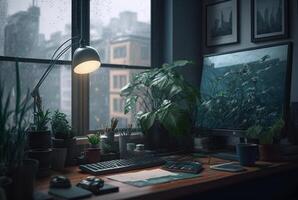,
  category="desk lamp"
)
[31,37,101,124]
